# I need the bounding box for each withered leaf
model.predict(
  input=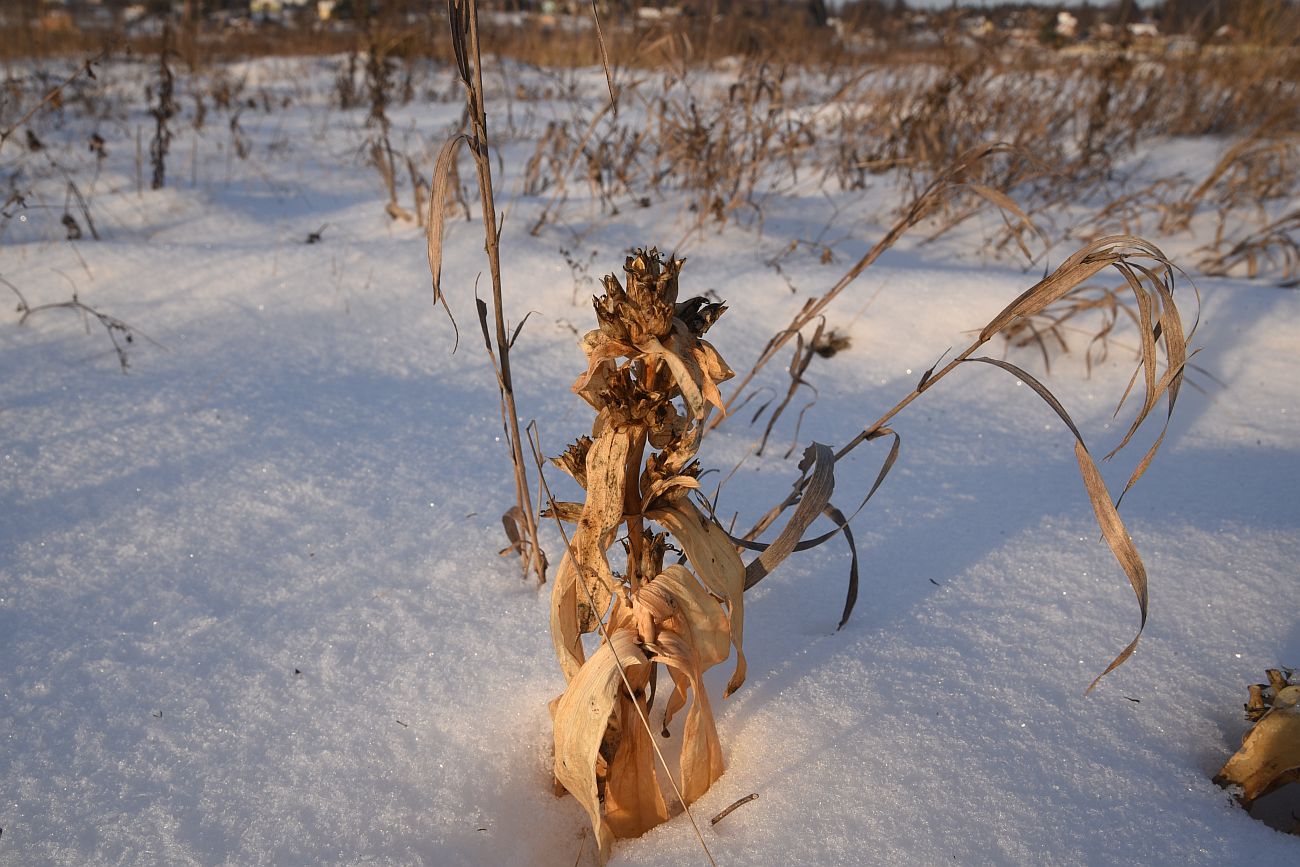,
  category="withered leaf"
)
[648,501,747,696]
[1215,702,1300,806]
[550,426,633,681]
[553,630,648,862]
[652,629,726,806]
